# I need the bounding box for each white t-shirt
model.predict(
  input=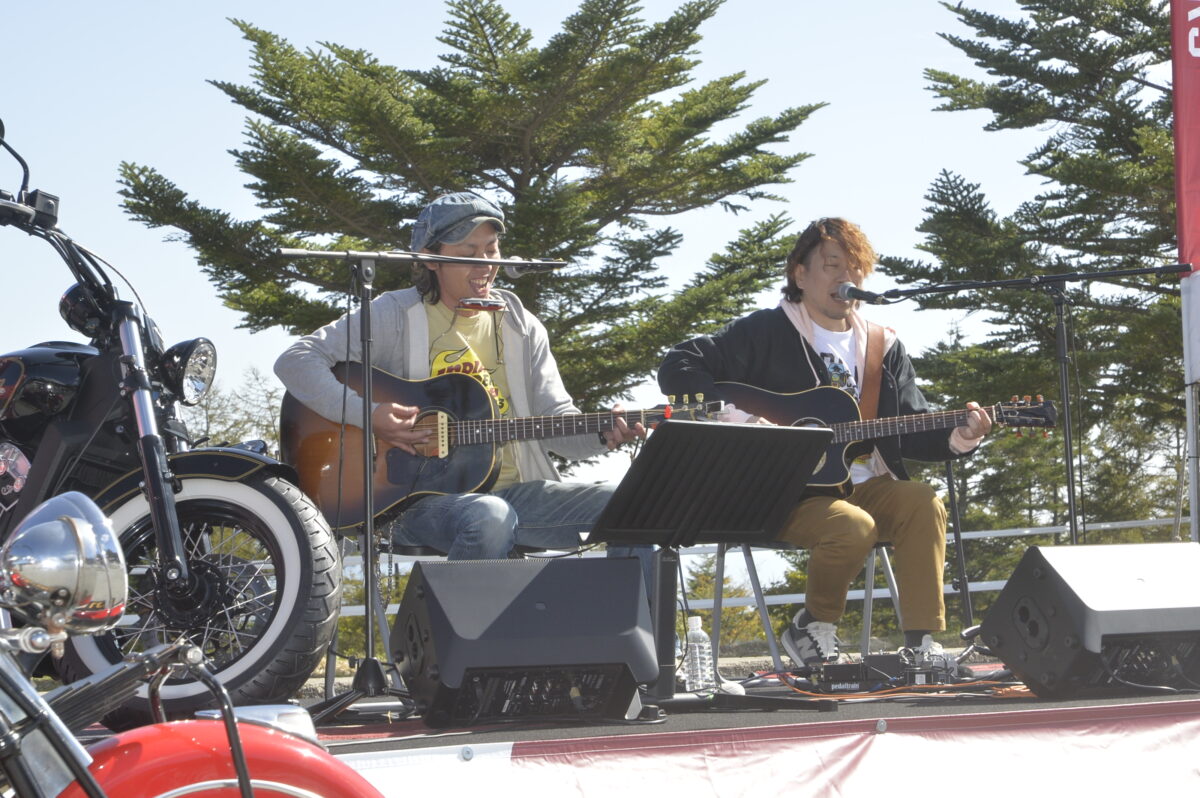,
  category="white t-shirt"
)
[809,325,875,484]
